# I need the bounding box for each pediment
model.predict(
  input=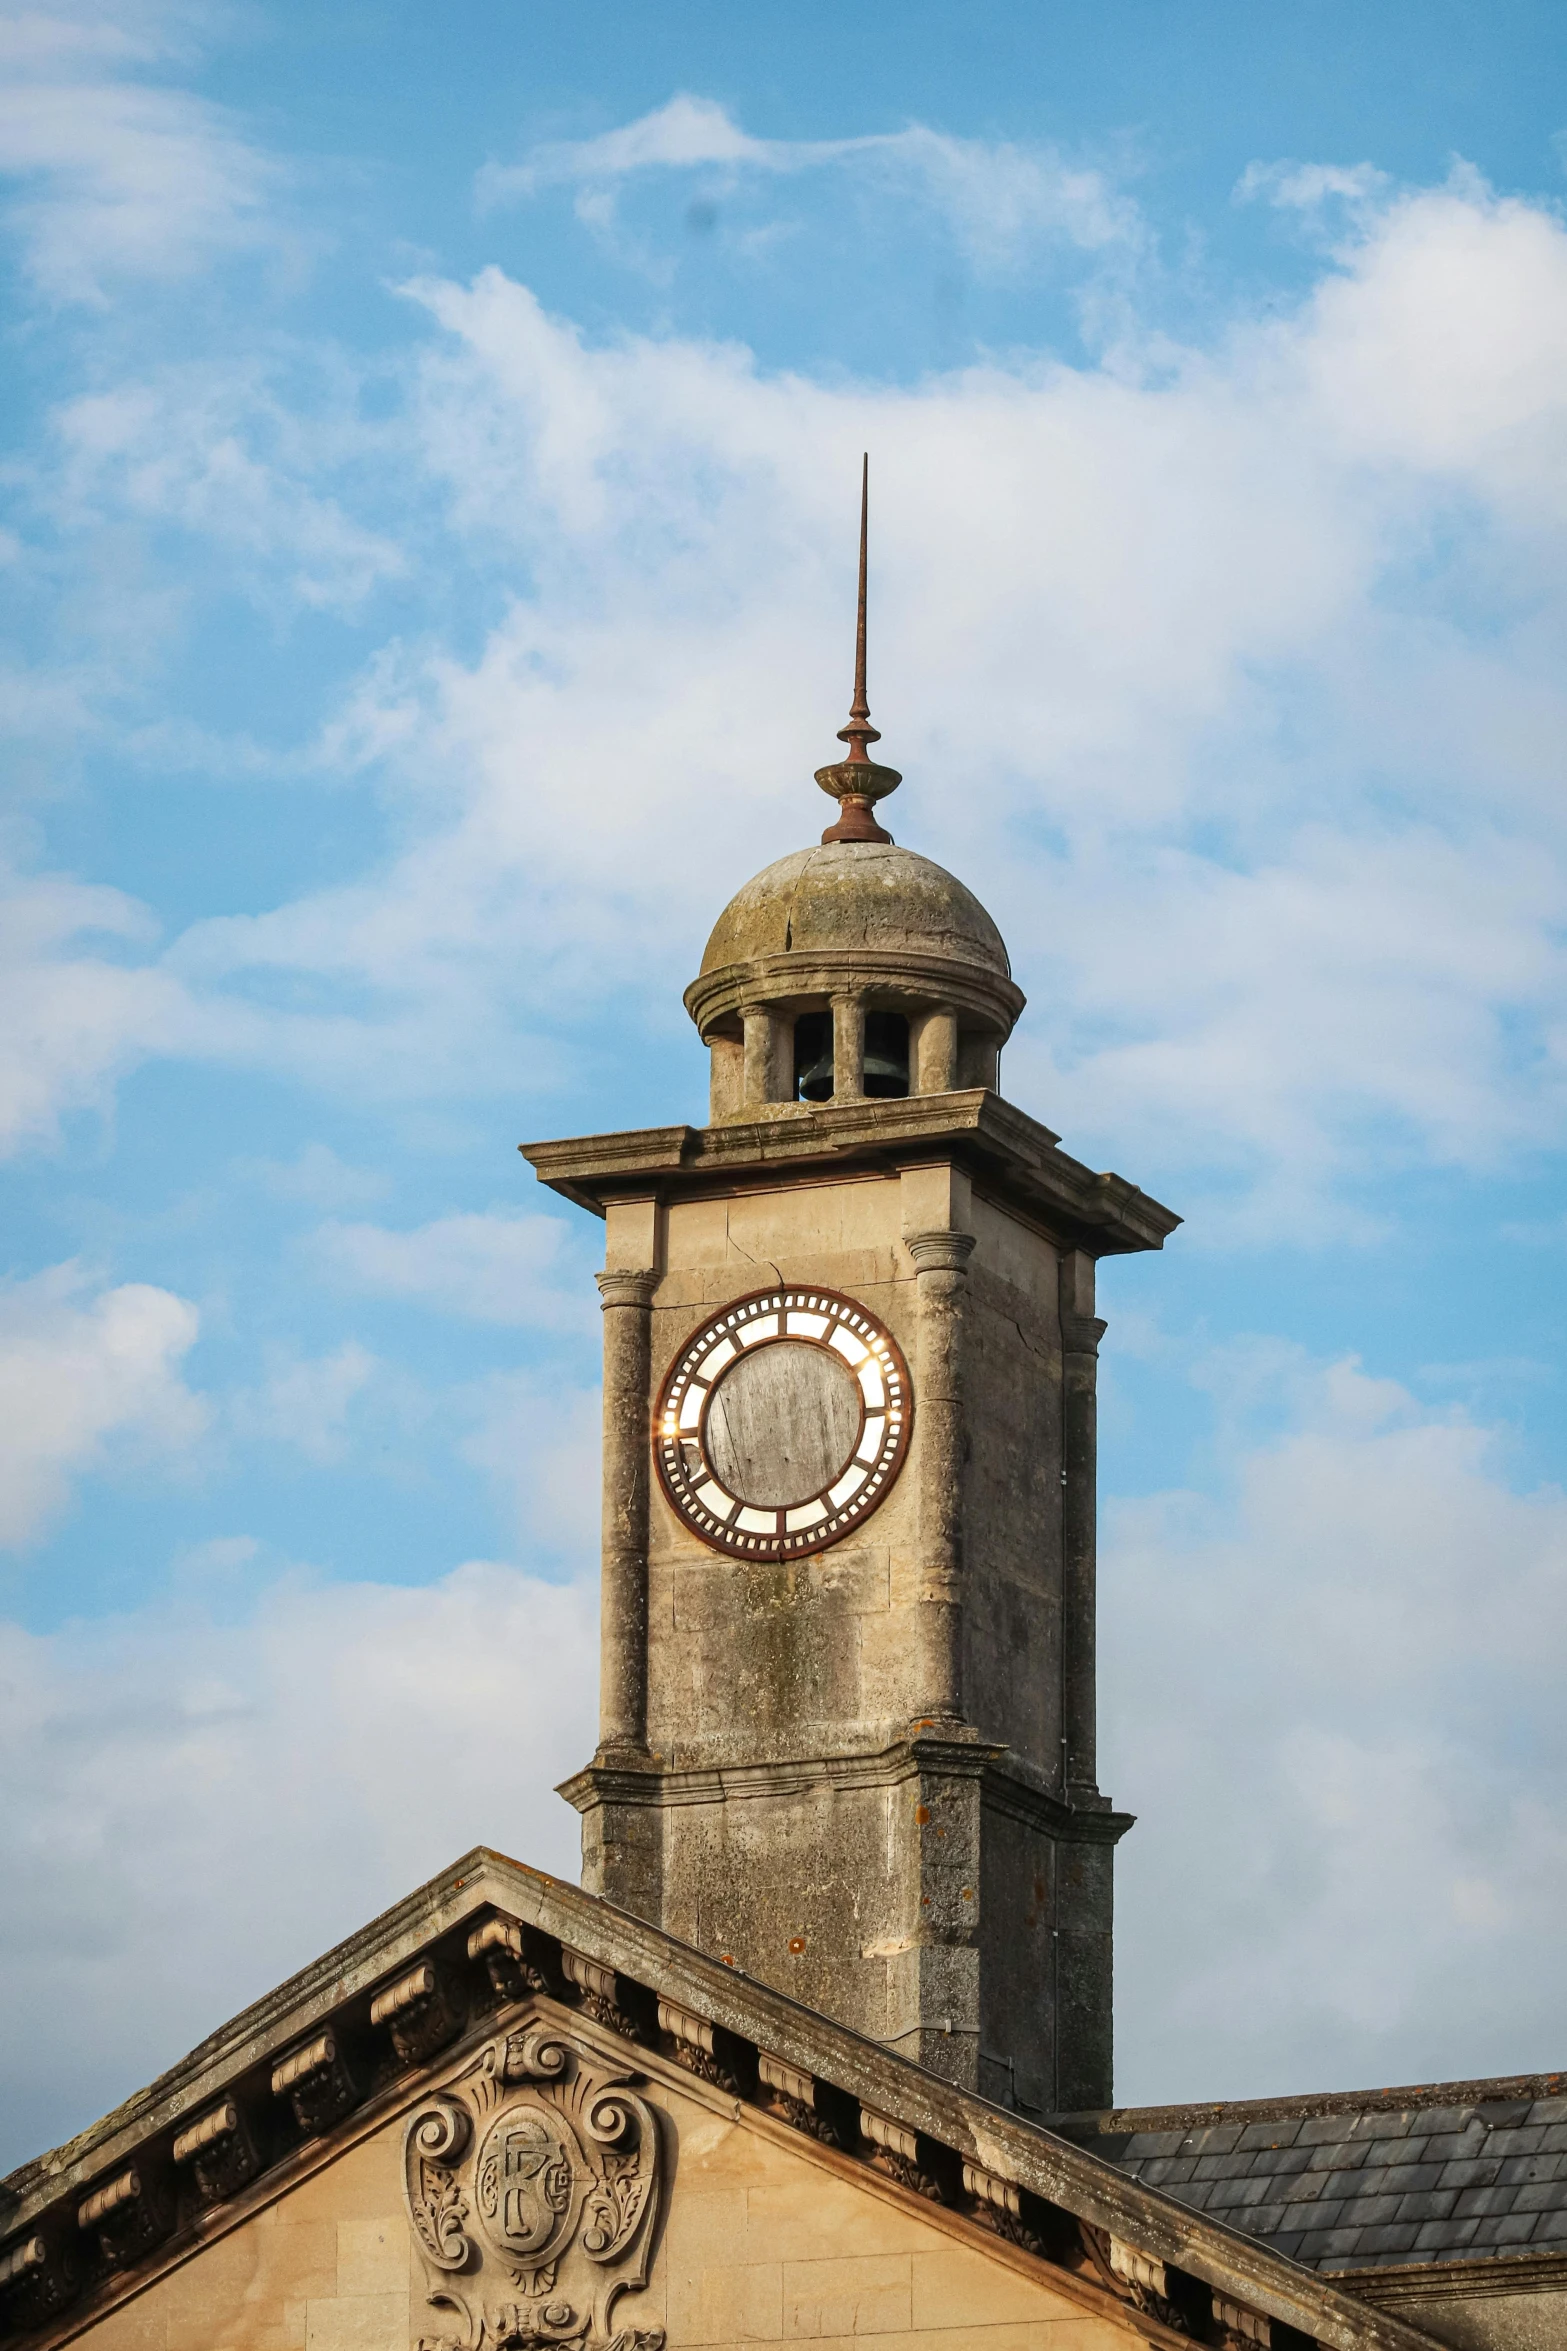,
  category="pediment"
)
[0,1850,1433,2351]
